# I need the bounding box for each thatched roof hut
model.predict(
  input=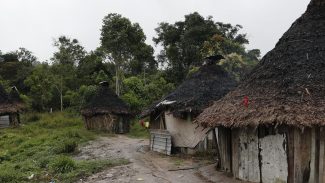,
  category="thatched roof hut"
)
[142,55,237,154]
[195,1,325,182]
[0,85,23,115]
[0,85,23,127]
[81,81,131,133]
[142,55,237,119]
[197,0,325,128]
